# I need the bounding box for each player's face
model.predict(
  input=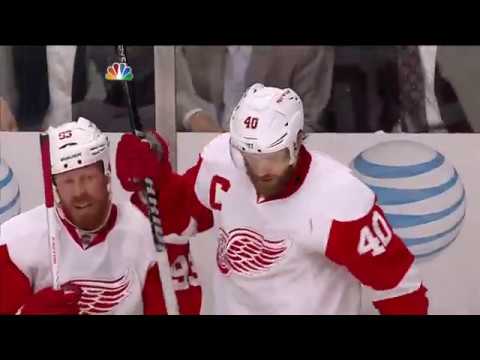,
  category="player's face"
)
[243,148,293,198]
[54,162,110,231]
